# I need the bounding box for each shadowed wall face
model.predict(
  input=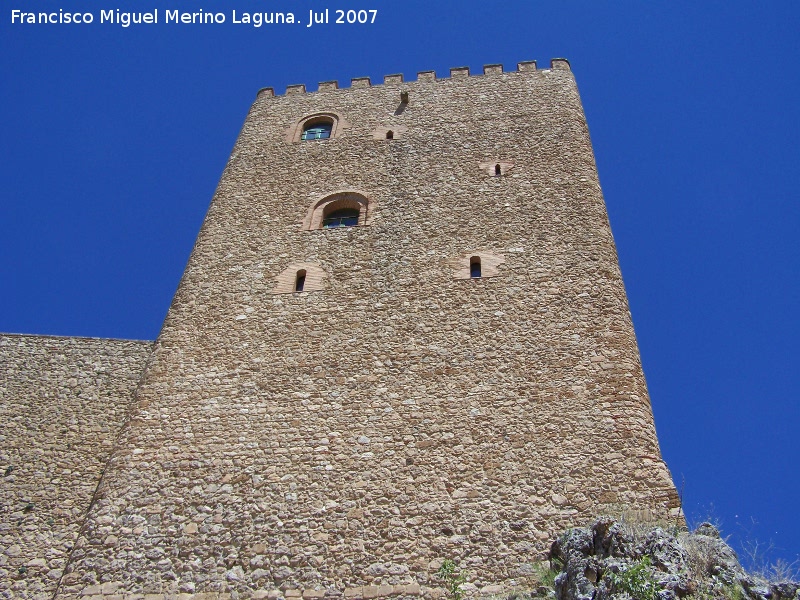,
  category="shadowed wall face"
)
[0,335,152,599]
[56,63,679,598]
